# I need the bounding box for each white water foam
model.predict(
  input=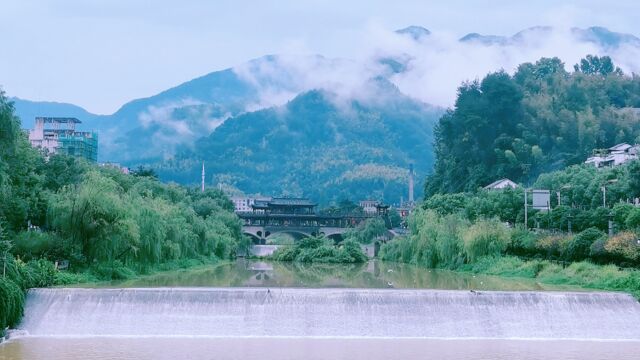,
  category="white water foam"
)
[17,288,640,340]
